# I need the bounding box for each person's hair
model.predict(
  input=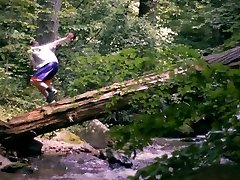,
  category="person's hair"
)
[30,40,39,47]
